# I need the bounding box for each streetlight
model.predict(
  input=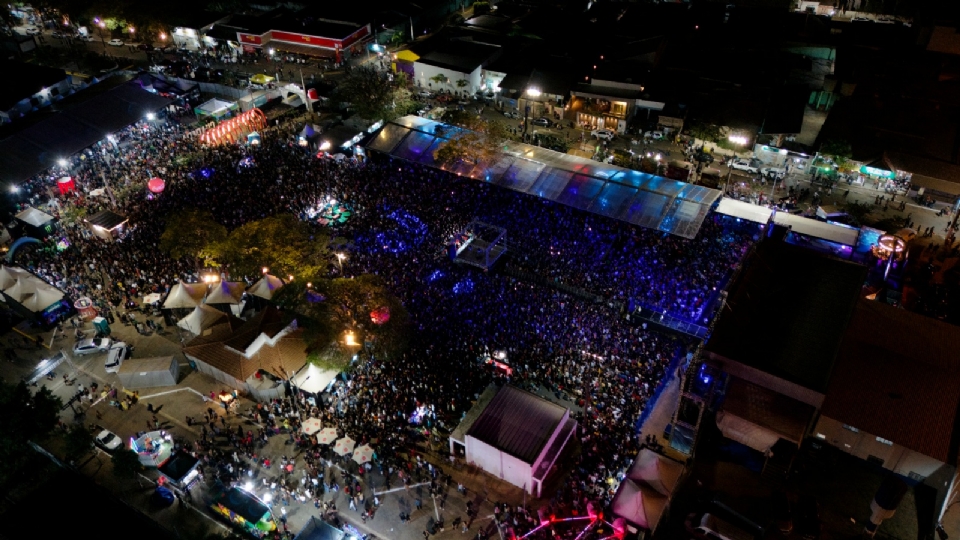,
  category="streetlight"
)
[146,112,156,121]
[96,20,106,48]
[159,32,166,41]
[57,158,68,168]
